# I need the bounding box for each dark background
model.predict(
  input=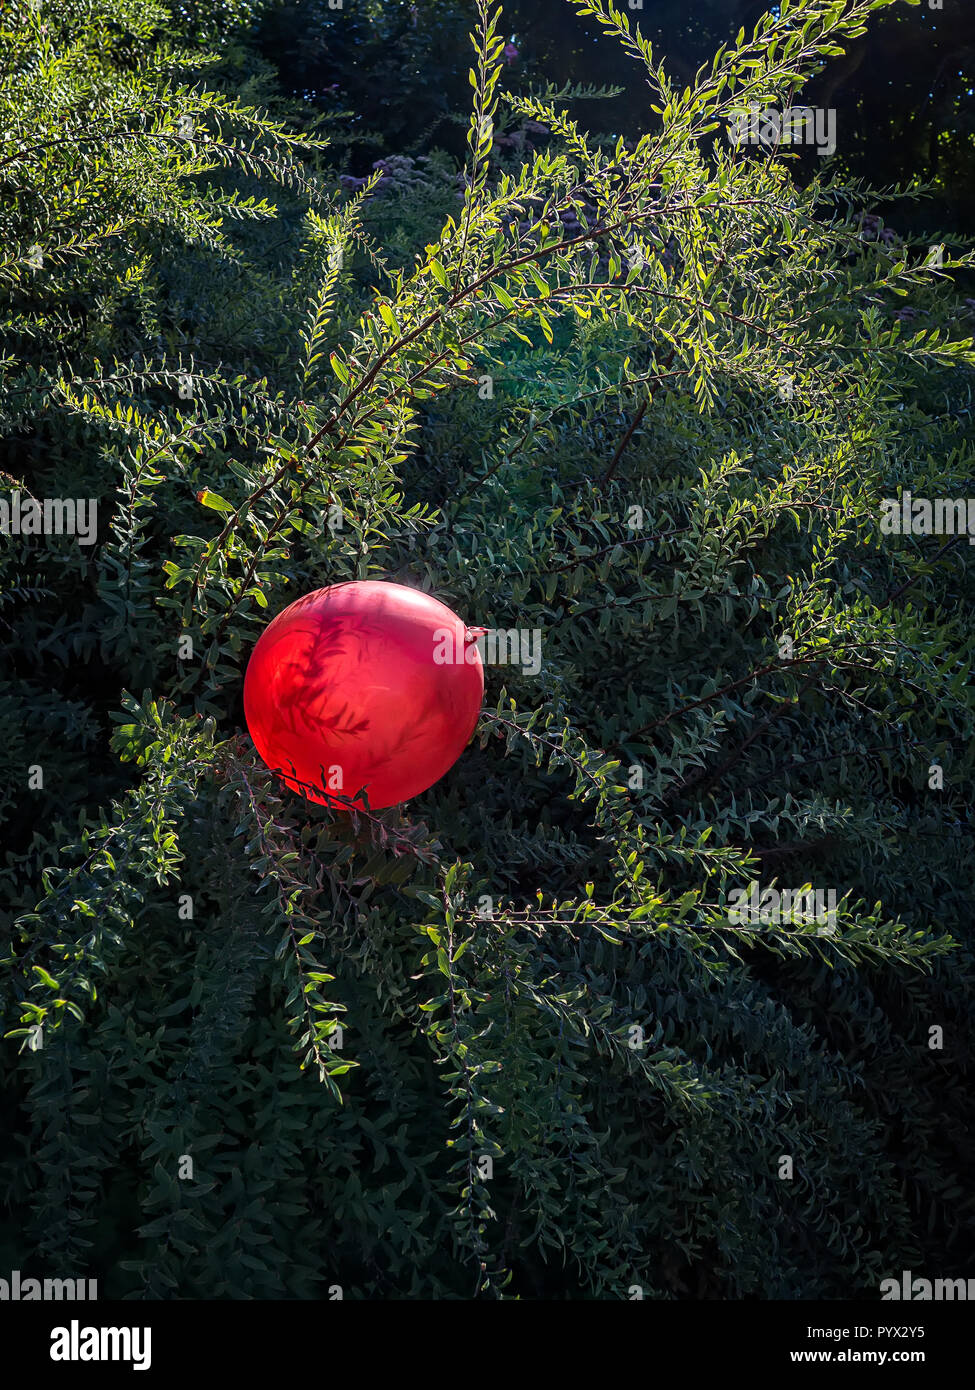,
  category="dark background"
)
[257,0,975,234]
